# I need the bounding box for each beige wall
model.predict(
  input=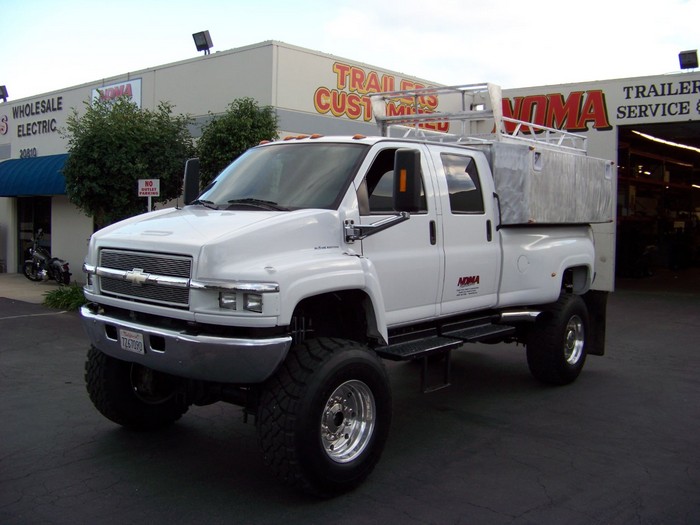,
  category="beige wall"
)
[51,196,93,283]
